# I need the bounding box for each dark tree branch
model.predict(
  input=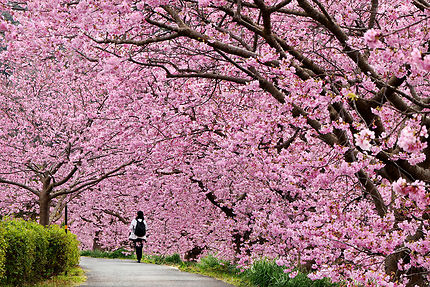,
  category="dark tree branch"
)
[254,0,272,35]
[54,165,79,187]
[167,72,250,84]
[368,0,379,29]
[51,160,66,175]
[86,32,180,46]
[269,0,293,12]
[413,0,430,11]
[163,5,256,58]
[155,168,182,176]
[275,128,300,152]
[190,177,236,219]
[0,178,39,196]
[102,209,129,224]
[51,160,137,198]
[344,150,387,217]
[296,0,380,80]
